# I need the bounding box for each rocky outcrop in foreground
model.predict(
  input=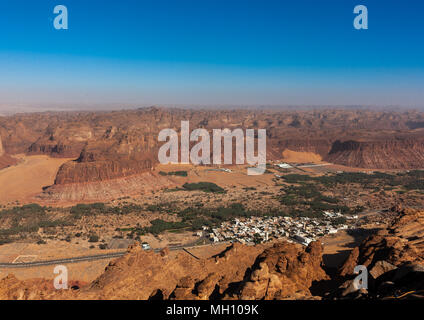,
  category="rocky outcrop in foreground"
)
[234,241,328,300]
[326,138,424,169]
[0,241,327,300]
[0,208,423,300]
[336,208,424,299]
